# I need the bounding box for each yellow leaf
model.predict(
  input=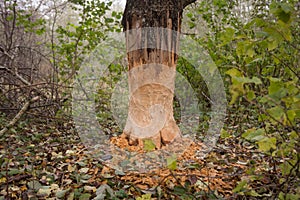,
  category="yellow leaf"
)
[68,164,75,172]
[0,177,6,184]
[20,185,27,191]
